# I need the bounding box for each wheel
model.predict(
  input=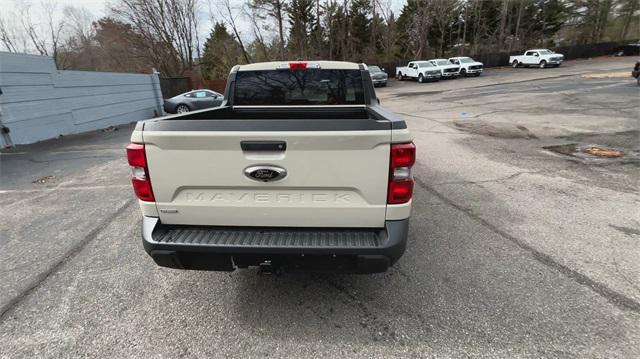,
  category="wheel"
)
[512,61,519,68]
[460,69,467,77]
[418,74,424,83]
[397,72,403,81]
[539,60,547,69]
[176,104,190,113]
